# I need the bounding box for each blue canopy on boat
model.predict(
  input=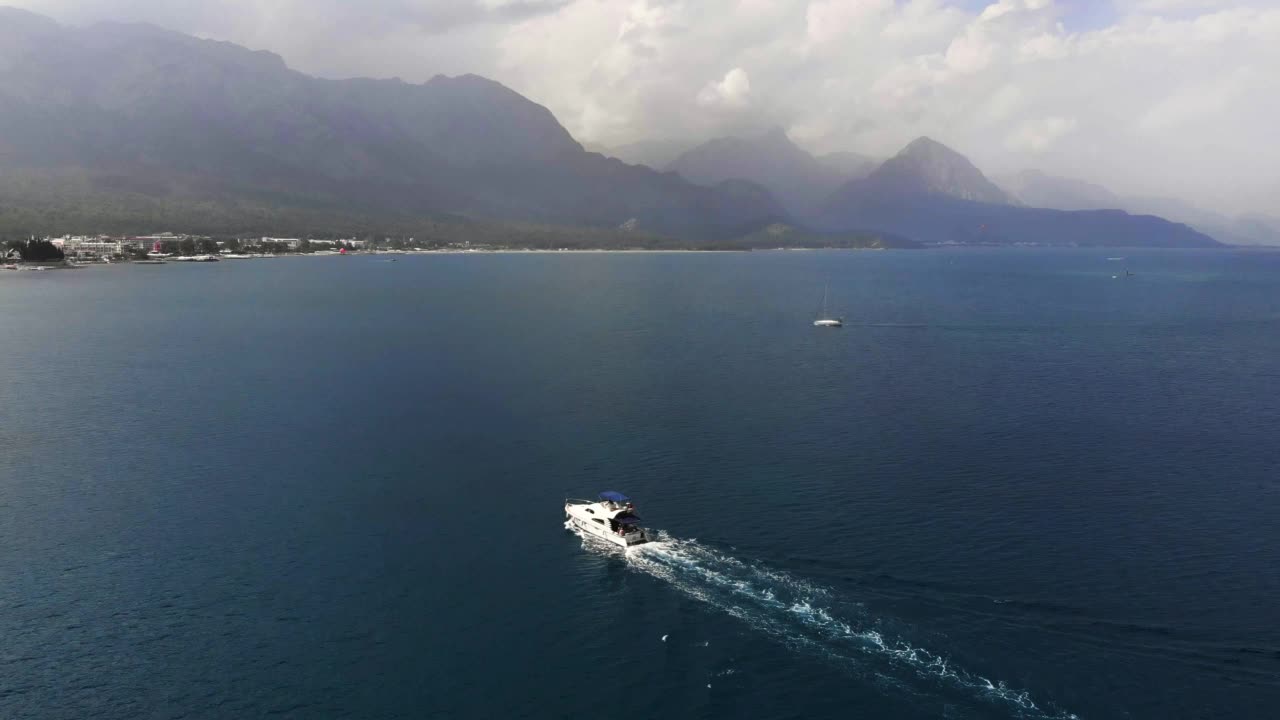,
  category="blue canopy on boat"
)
[615,516,642,525]
[599,491,630,502]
